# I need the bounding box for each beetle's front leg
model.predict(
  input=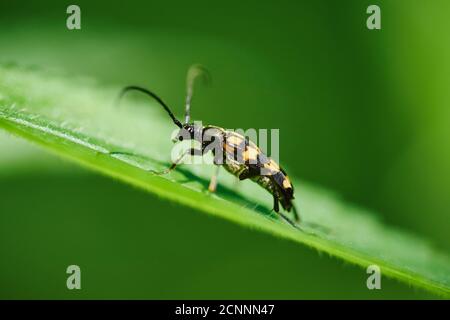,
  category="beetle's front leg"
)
[153,148,202,175]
